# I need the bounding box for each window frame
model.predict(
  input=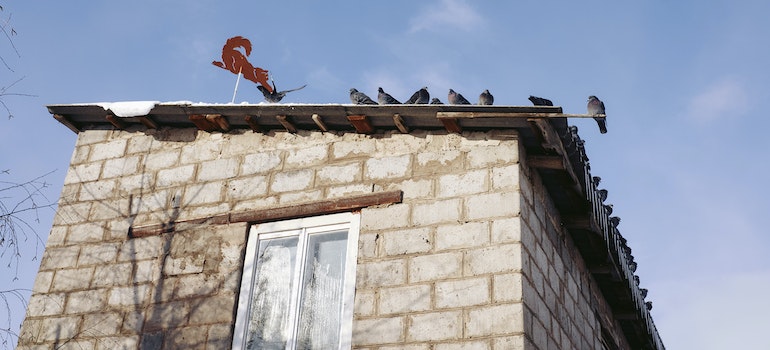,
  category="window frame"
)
[232,212,360,350]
